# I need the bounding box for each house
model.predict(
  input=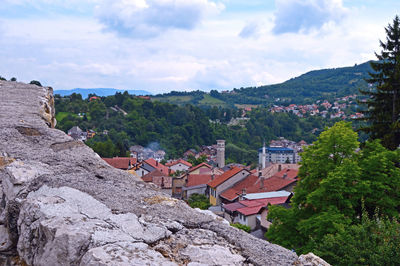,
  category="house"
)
[102,157,137,170]
[137,158,170,177]
[86,129,96,139]
[142,170,172,189]
[219,168,299,204]
[222,191,292,230]
[172,163,223,198]
[68,126,87,141]
[208,167,251,206]
[188,162,213,174]
[166,159,192,172]
[182,174,215,200]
